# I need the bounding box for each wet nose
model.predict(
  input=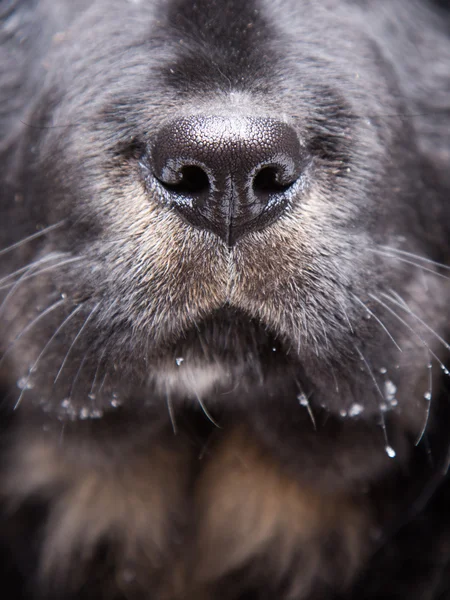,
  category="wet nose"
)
[151,116,303,246]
